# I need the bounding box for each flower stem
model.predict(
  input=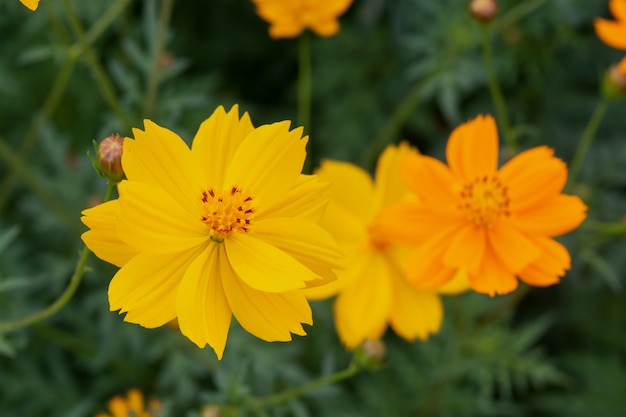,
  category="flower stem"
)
[249,359,360,409]
[0,184,116,332]
[566,98,611,192]
[481,26,516,156]
[299,31,313,173]
[143,0,176,119]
